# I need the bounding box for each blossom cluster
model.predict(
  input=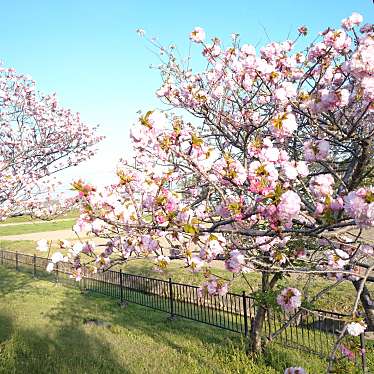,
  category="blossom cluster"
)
[344,188,374,227]
[346,321,367,336]
[197,276,229,297]
[276,287,302,313]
